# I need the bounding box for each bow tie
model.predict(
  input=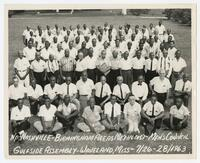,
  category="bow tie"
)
[138,83,142,86]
